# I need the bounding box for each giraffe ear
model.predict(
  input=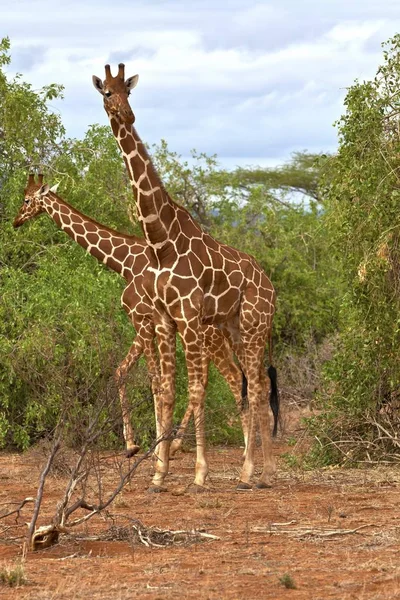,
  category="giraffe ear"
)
[39,184,50,196]
[125,74,139,91]
[92,75,104,94]
[49,183,60,193]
